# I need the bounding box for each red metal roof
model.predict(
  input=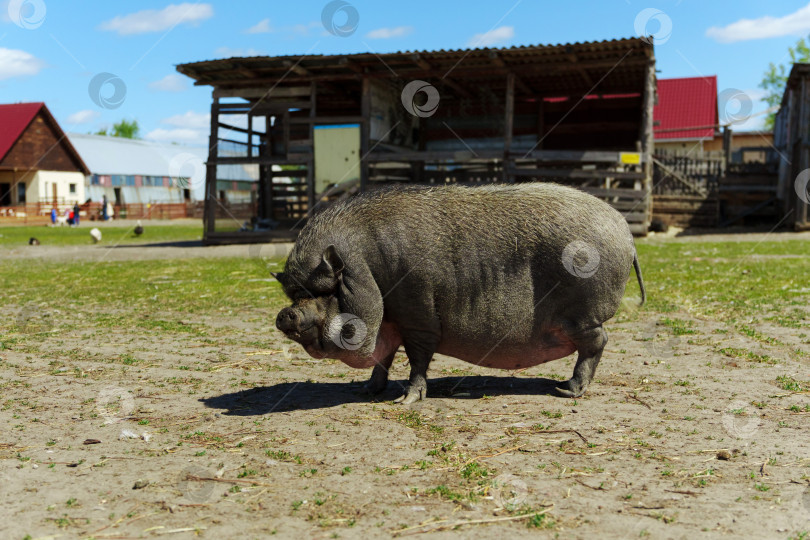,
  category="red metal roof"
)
[0,102,44,160]
[654,76,718,140]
